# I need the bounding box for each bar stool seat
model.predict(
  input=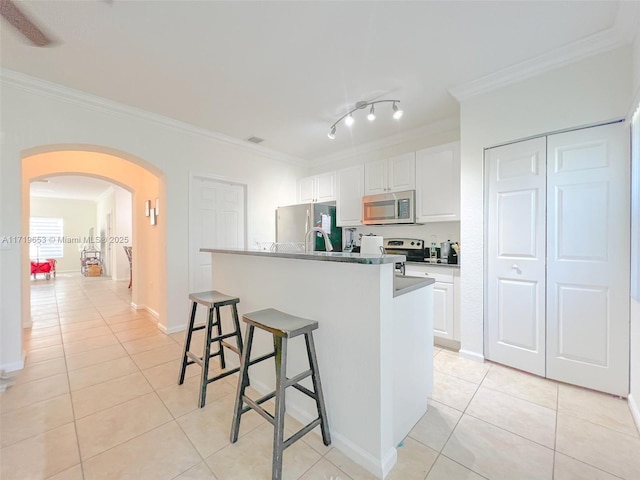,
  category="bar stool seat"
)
[178,290,244,408]
[230,308,331,480]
